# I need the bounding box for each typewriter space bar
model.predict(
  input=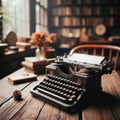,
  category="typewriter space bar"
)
[36,87,67,102]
